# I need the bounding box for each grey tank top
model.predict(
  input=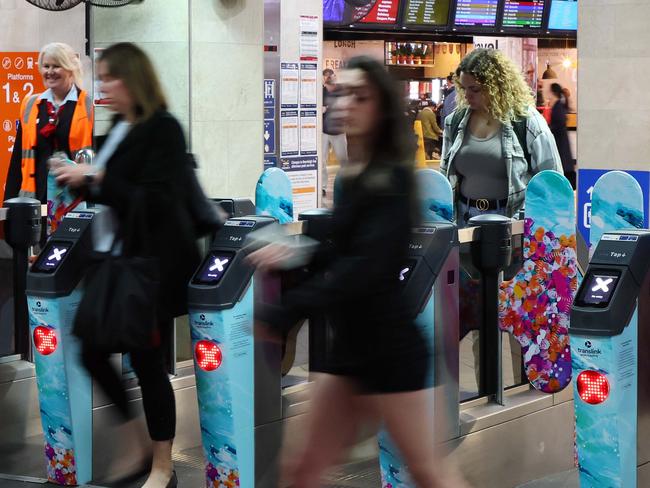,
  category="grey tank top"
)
[454,126,508,200]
